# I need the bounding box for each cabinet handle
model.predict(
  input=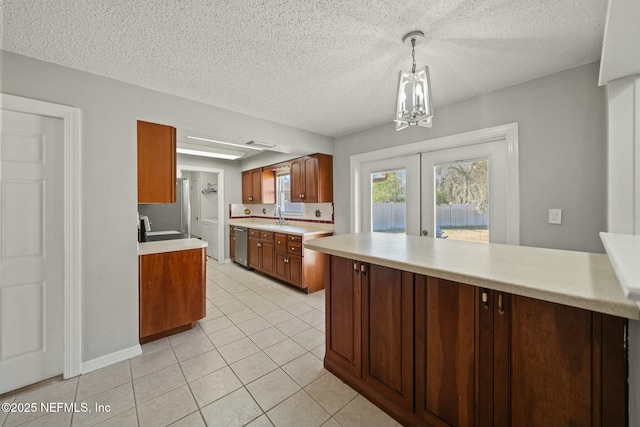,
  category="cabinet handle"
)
[249,196,253,201]
[291,247,295,251]
[277,240,281,244]
[360,263,366,276]
[257,242,261,247]
[353,262,359,273]
[498,293,505,315]
[481,290,489,310]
